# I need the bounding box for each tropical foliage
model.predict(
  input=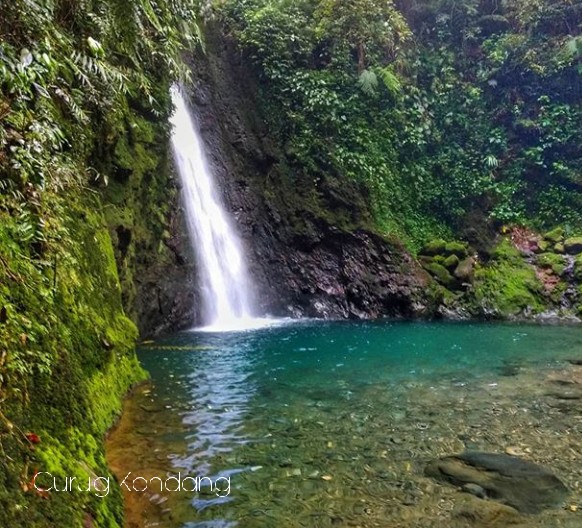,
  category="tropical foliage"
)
[0,1,198,524]
[213,0,582,247]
